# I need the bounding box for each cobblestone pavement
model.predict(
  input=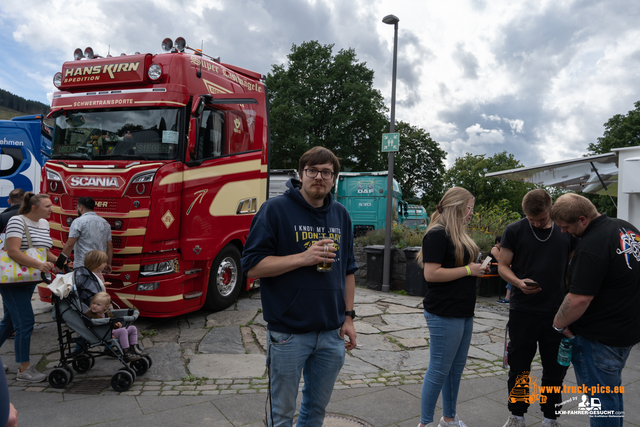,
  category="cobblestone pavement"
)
[1,287,533,396]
